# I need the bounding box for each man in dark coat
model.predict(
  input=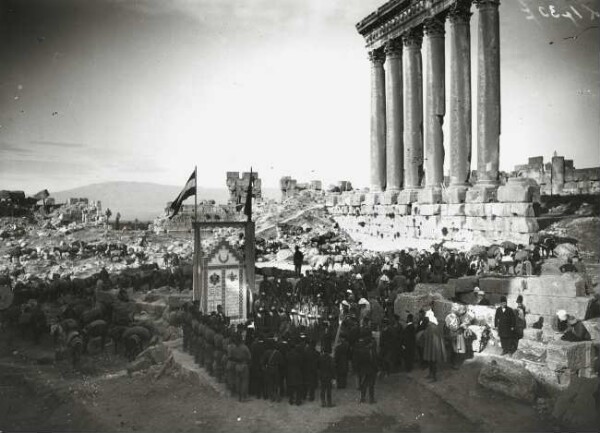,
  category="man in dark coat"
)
[318,346,335,407]
[355,328,378,404]
[286,341,304,405]
[334,335,349,389]
[379,318,400,375]
[400,313,416,372]
[303,339,319,402]
[494,296,516,355]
